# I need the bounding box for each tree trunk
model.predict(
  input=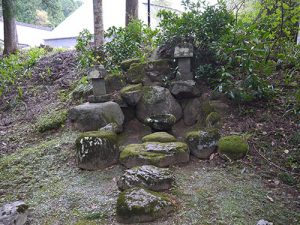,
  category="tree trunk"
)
[126,0,138,26]
[93,0,104,47]
[2,0,18,55]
